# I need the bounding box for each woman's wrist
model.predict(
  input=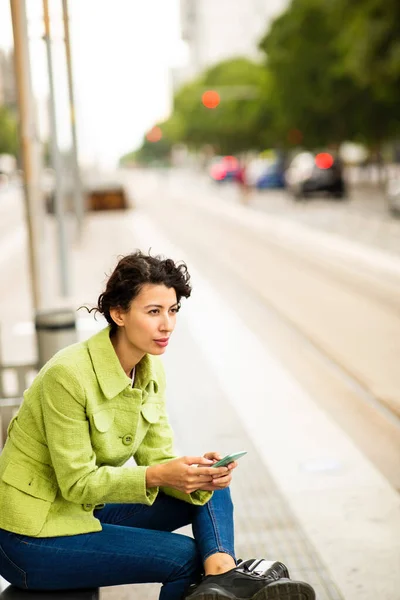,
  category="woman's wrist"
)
[145,464,163,488]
